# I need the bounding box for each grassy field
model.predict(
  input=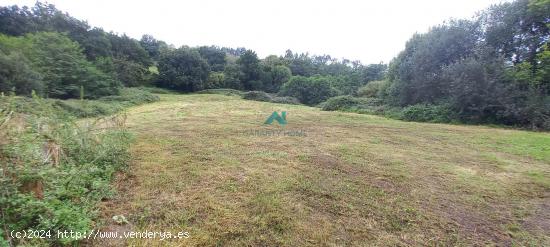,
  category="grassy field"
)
[94,93,550,246]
